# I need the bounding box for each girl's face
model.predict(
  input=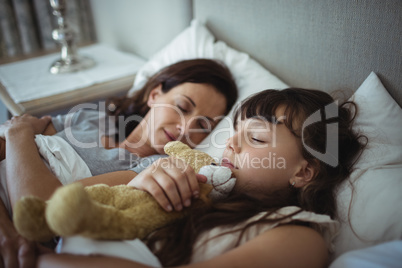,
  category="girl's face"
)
[222,106,312,199]
[145,82,227,154]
